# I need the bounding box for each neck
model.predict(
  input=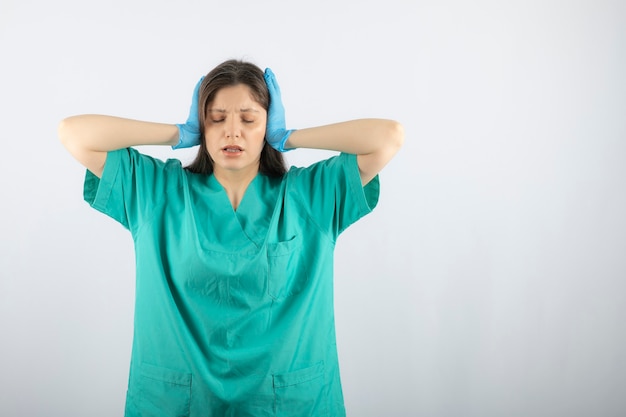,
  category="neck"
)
[213,165,259,211]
